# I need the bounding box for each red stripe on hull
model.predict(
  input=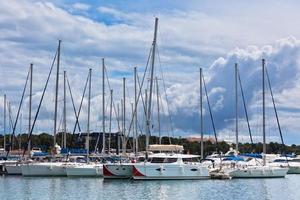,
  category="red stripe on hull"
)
[103,165,115,176]
[132,166,145,177]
